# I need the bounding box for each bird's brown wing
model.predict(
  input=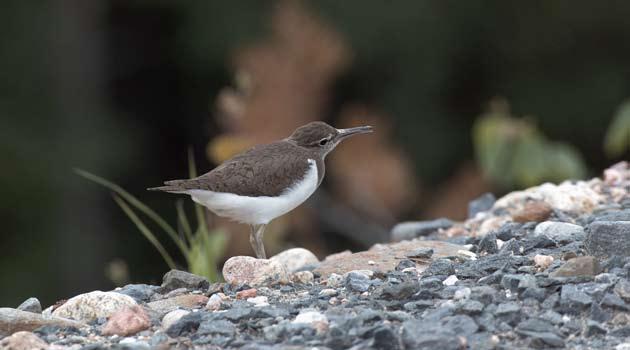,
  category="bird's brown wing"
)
[151,142,312,197]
